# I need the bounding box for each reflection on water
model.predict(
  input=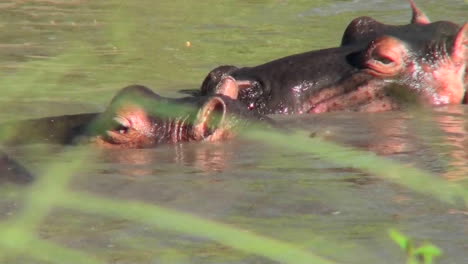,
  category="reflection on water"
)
[433,107,468,181]
[277,106,468,183]
[99,141,238,177]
